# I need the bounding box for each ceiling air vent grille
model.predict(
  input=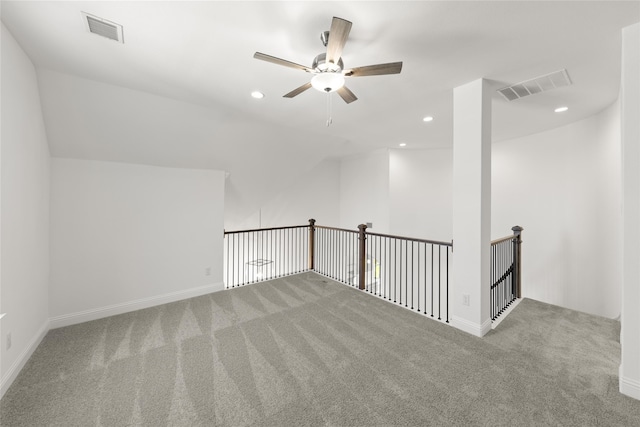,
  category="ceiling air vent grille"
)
[82,12,124,43]
[498,69,571,101]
